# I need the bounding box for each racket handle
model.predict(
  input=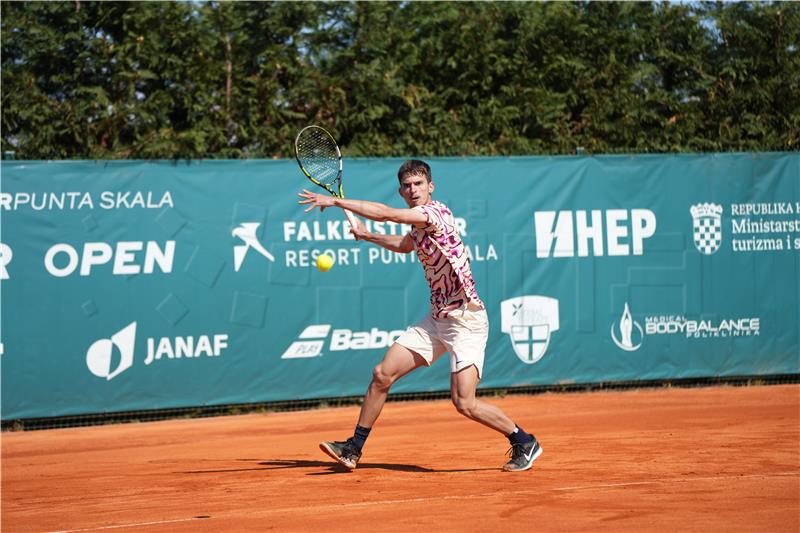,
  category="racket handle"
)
[343,209,360,237]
